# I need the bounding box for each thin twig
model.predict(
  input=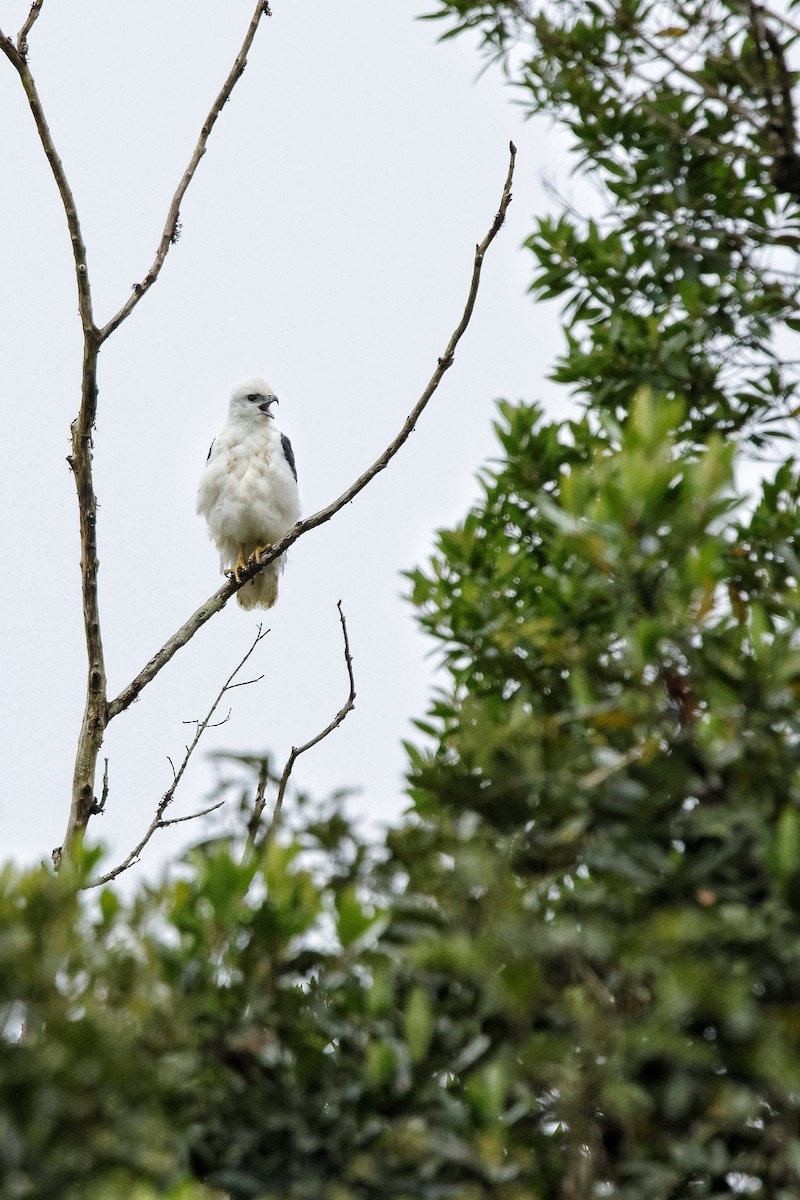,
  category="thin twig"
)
[108,143,517,722]
[194,708,233,729]
[160,800,225,829]
[246,759,271,850]
[246,602,356,856]
[90,626,268,887]
[0,30,95,330]
[89,801,226,889]
[92,758,110,816]
[97,0,270,342]
[157,626,266,808]
[17,0,43,57]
